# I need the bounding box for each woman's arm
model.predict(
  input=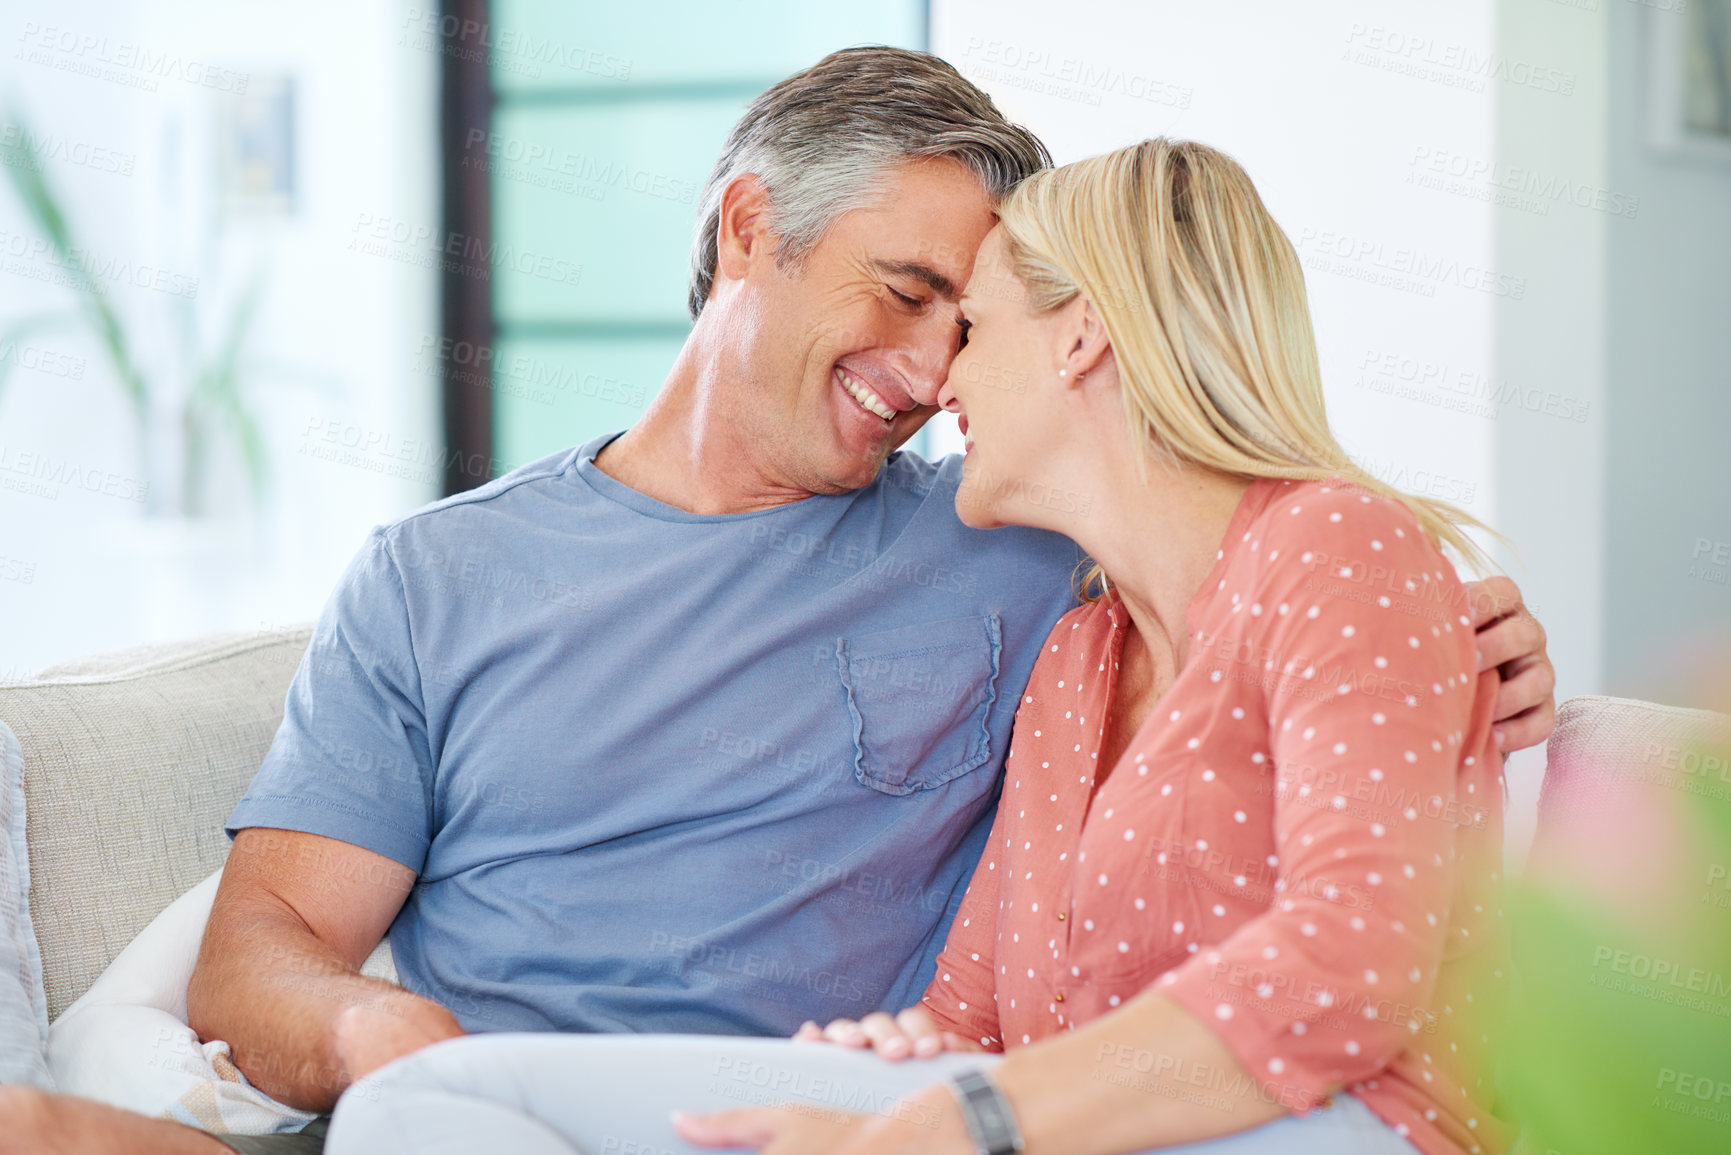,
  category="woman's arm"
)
[685,497,1492,1154]
[999,497,1490,1151]
[986,987,1286,1152]
[1148,494,1489,1113]
[680,990,1282,1155]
